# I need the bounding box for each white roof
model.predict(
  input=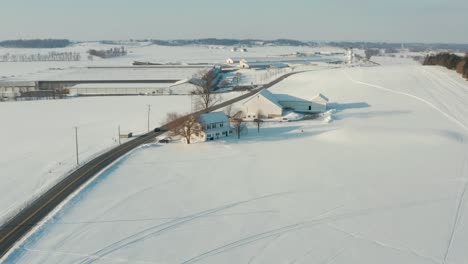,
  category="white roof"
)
[244,89,329,108]
[243,89,283,109]
[170,79,190,87]
[72,83,169,89]
[170,78,206,87]
[311,93,329,104]
[199,111,229,124]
